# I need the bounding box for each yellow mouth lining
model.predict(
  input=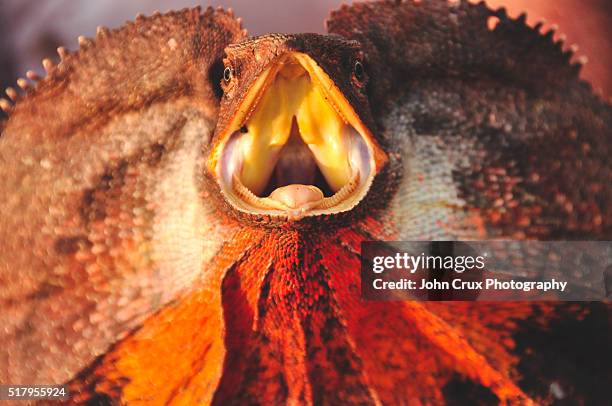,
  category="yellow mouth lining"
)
[212,52,386,217]
[239,56,352,194]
